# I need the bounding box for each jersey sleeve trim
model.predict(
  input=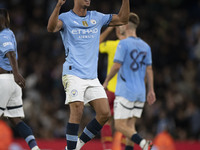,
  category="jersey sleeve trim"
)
[114,59,123,64]
[2,49,15,58]
[146,63,152,66]
[105,14,113,27]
